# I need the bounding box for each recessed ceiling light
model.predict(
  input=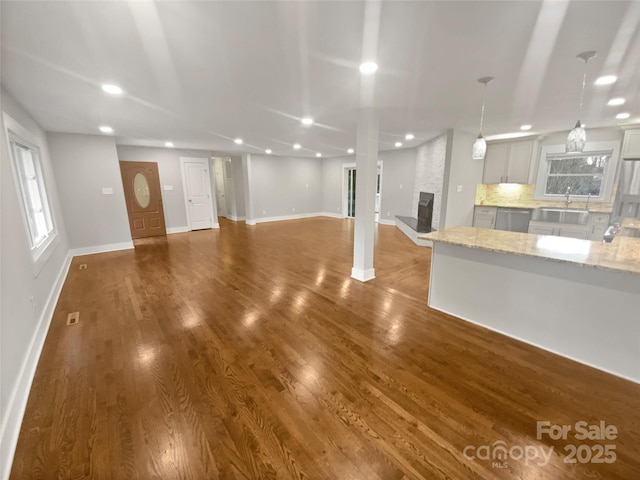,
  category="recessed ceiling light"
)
[520,124,532,131]
[265,149,272,154]
[98,125,113,133]
[608,97,625,106]
[301,117,313,126]
[347,148,354,154]
[405,133,414,140]
[316,153,322,157]
[616,112,631,119]
[595,75,617,85]
[359,61,378,75]
[395,142,402,147]
[101,84,123,95]
[164,141,174,147]
[234,138,243,144]
[293,143,301,150]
